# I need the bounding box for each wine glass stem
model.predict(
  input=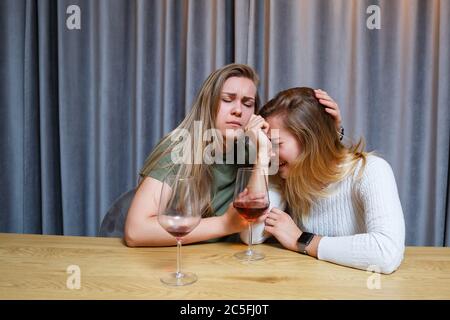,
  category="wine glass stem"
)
[248,222,253,254]
[176,239,182,278]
